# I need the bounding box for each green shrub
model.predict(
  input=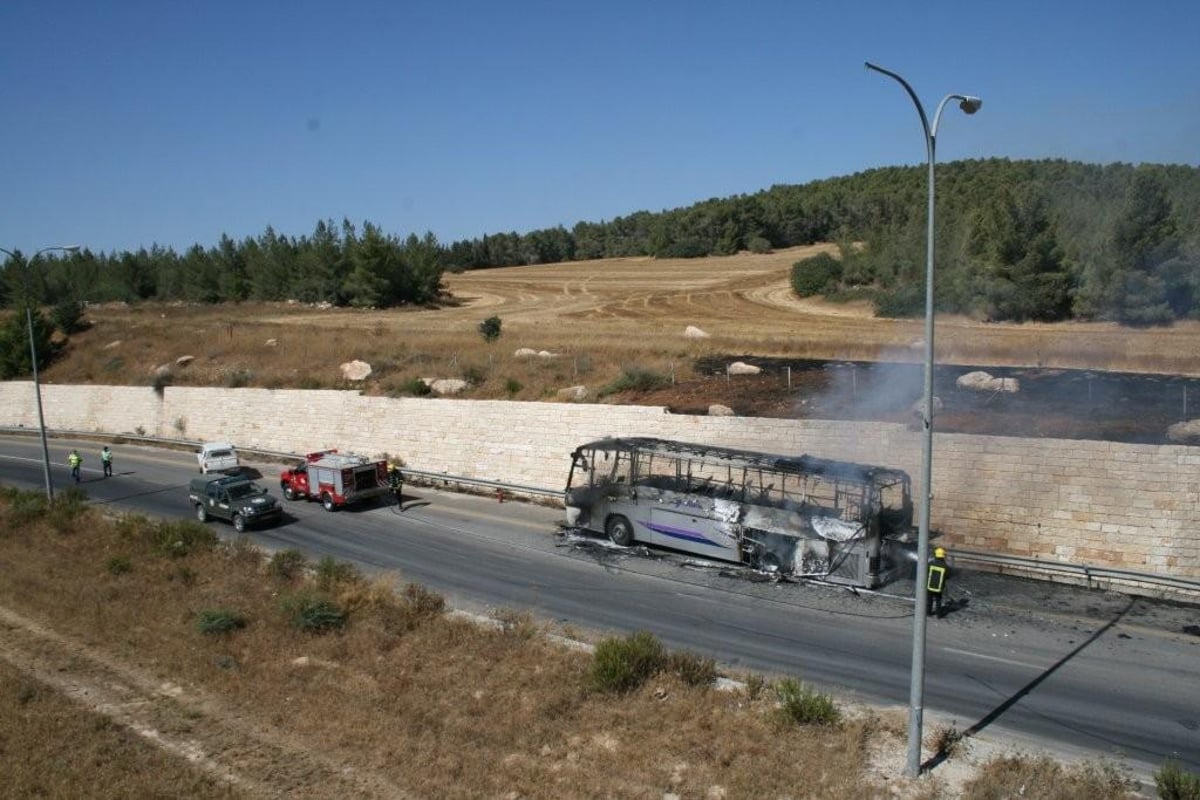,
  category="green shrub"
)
[1157,760,1200,800]
[504,378,523,396]
[747,236,773,254]
[51,299,87,335]
[315,556,360,591]
[281,592,346,633]
[599,366,671,397]
[478,315,502,343]
[589,631,666,694]
[745,673,766,701]
[790,253,843,297]
[195,608,247,635]
[873,283,925,318]
[1,486,49,527]
[106,556,132,575]
[46,486,90,531]
[774,677,840,726]
[666,650,718,688]
[268,549,308,580]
